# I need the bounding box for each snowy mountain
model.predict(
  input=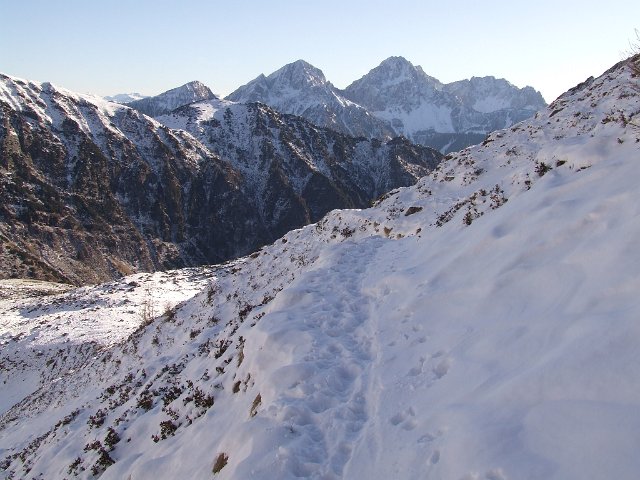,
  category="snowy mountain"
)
[1,55,638,479]
[229,57,546,153]
[0,73,259,284]
[443,76,545,114]
[104,92,148,104]
[127,81,216,117]
[226,60,394,139]
[0,74,441,285]
[157,98,439,231]
[344,56,547,151]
